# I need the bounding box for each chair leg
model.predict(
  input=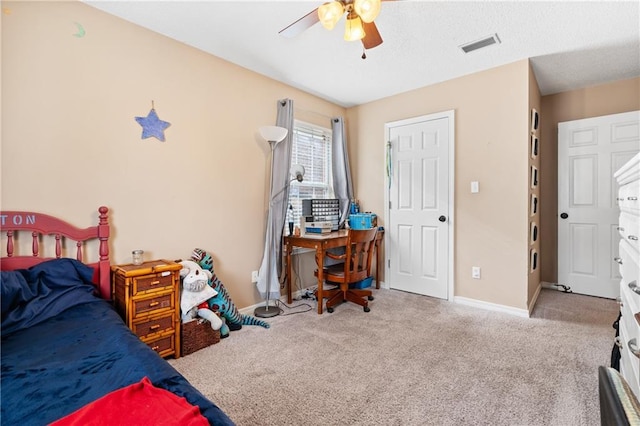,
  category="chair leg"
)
[323,284,374,313]
[345,290,368,308]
